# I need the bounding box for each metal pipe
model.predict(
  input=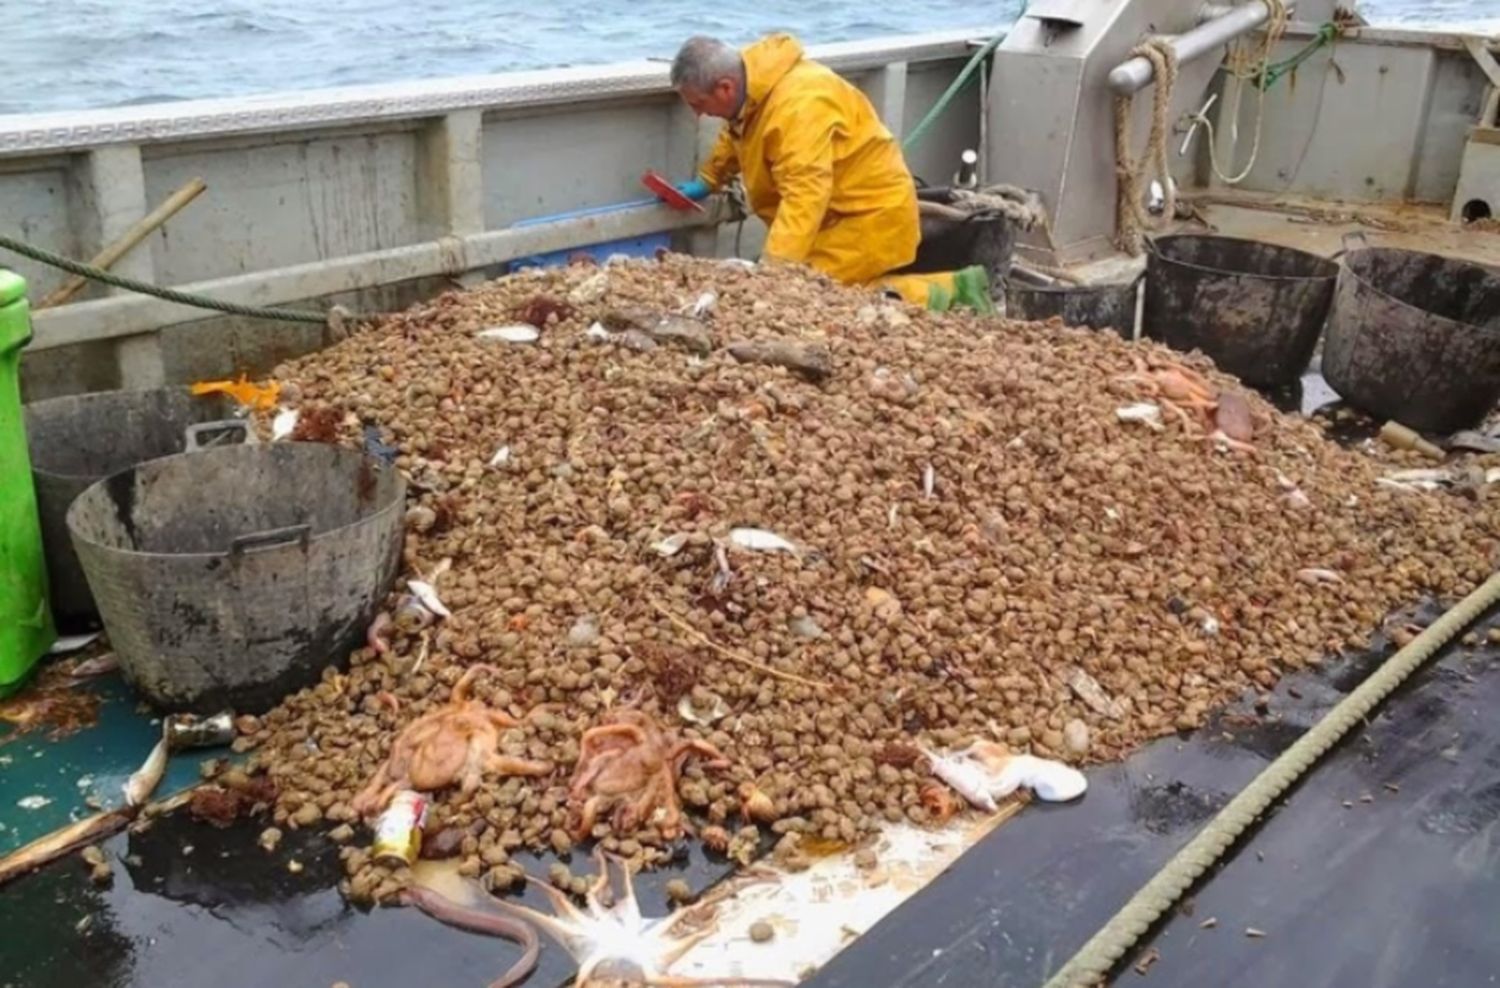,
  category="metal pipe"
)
[1108,1,1286,95]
